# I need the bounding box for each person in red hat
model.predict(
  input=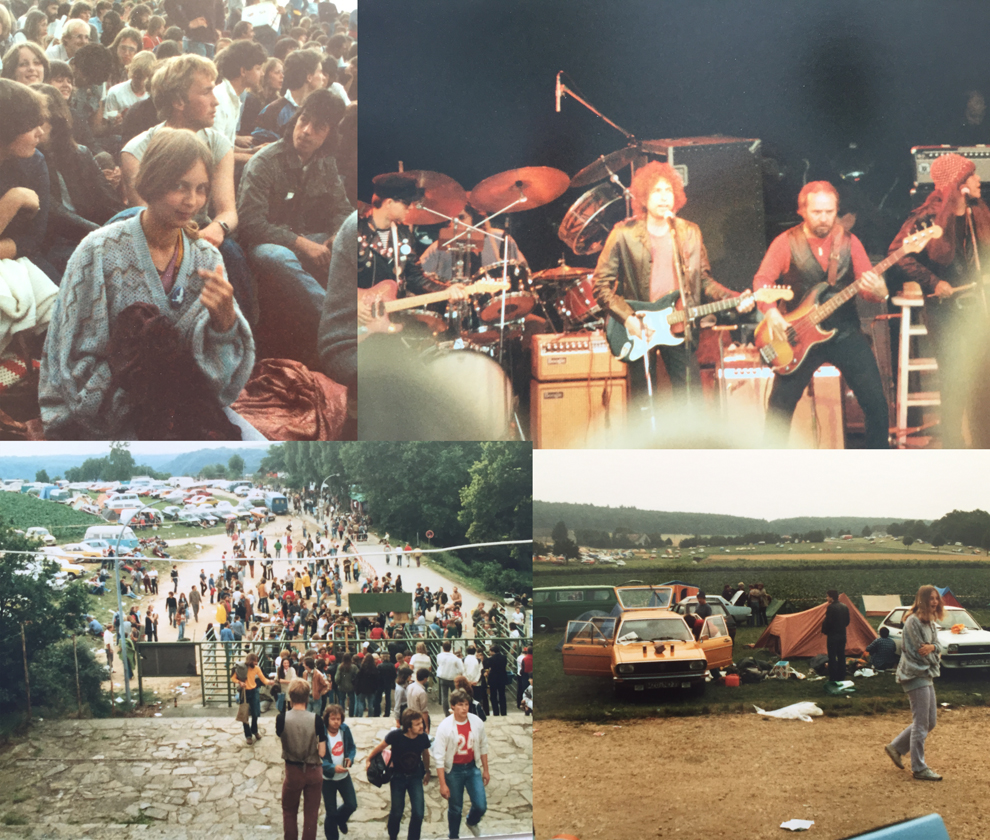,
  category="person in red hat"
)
[889,152,990,447]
